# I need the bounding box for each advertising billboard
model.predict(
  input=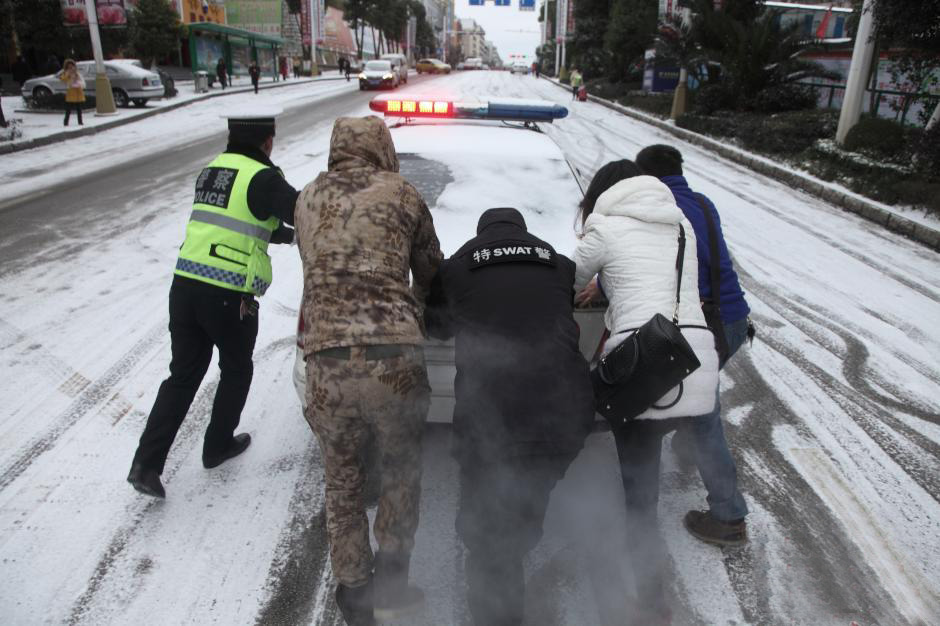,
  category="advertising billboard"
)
[226,0,283,36]
[179,0,227,25]
[61,0,138,26]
